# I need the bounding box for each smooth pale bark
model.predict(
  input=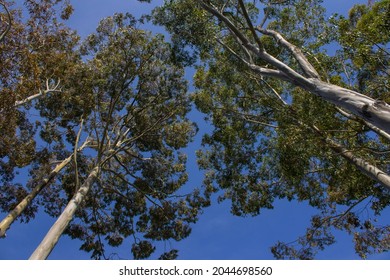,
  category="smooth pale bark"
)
[200,1,390,135]
[14,79,61,108]
[29,165,100,260]
[327,138,390,191]
[0,156,72,238]
[290,118,390,191]
[308,124,390,190]
[304,79,390,135]
[0,139,88,238]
